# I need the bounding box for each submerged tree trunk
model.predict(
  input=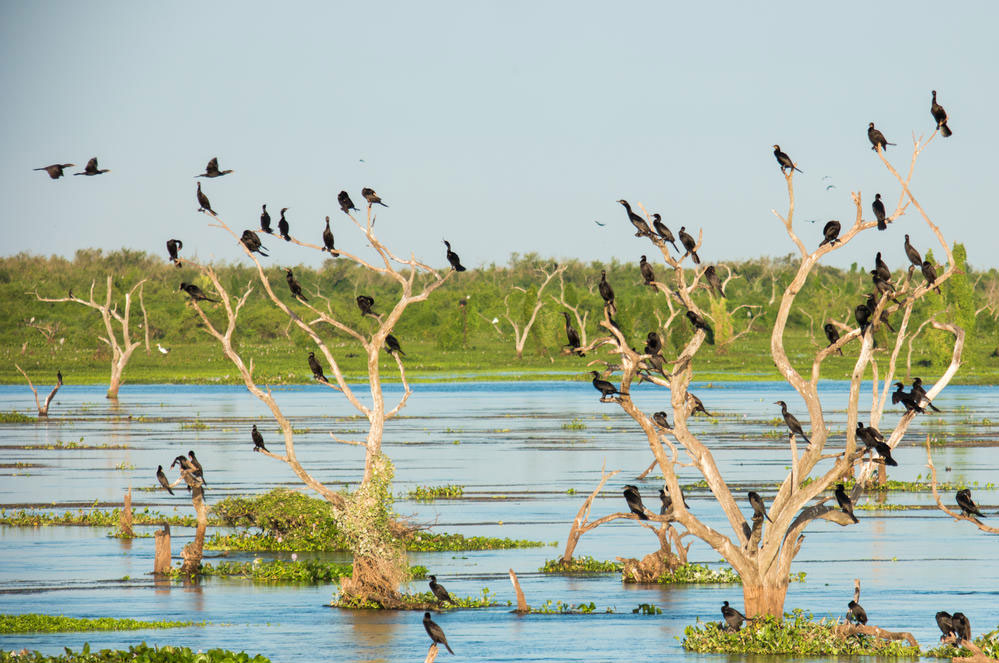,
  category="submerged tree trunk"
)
[180,484,208,574]
[742,579,790,618]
